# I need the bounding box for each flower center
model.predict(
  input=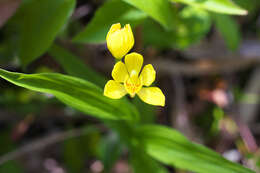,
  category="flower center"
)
[124,75,142,97]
